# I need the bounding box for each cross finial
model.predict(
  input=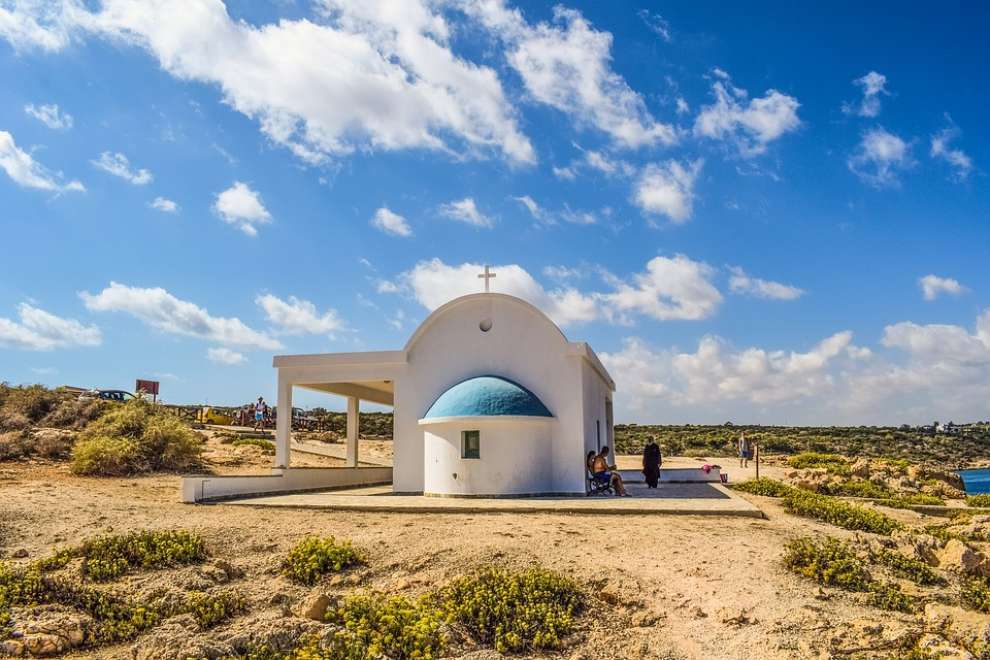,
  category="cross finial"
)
[478,265,496,293]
